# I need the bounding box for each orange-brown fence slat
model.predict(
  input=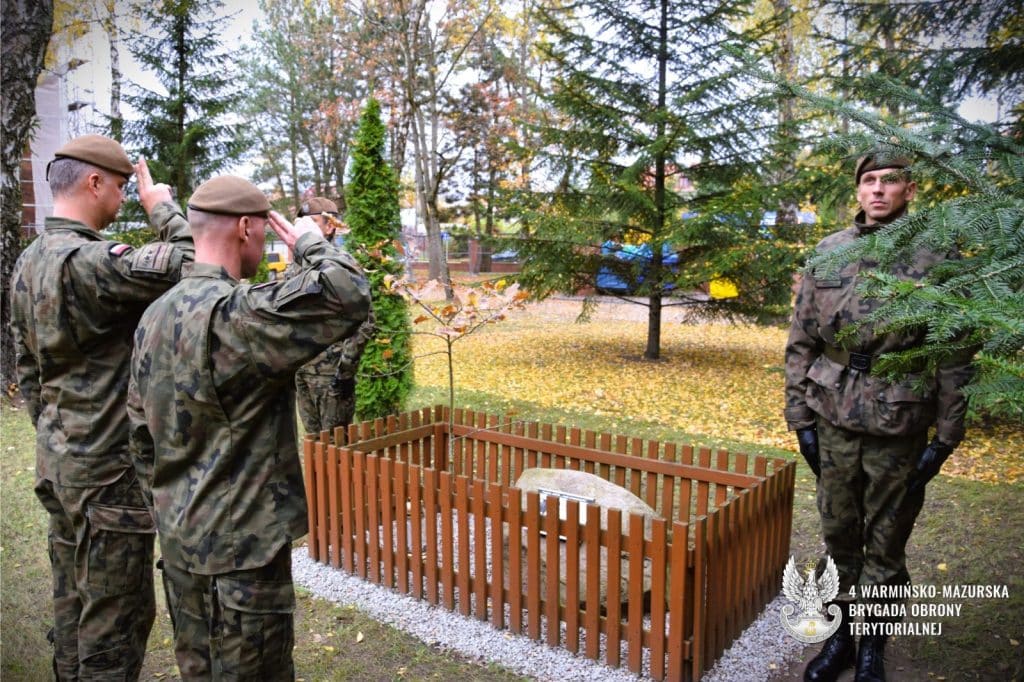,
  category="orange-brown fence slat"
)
[508,487,523,634]
[395,461,409,594]
[554,425,567,469]
[352,452,367,578]
[304,438,318,562]
[525,492,542,640]
[715,449,730,506]
[409,467,423,600]
[456,476,471,617]
[599,433,611,481]
[645,440,659,511]
[328,444,341,568]
[527,422,539,469]
[691,515,707,680]
[440,472,455,611]
[564,499,581,655]
[626,513,645,674]
[614,435,627,488]
[489,482,505,630]
[338,448,354,573]
[380,457,395,589]
[366,456,381,584]
[666,520,689,682]
[544,497,560,648]
[472,479,487,621]
[487,414,499,483]
[649,518,668,681]
[584,504,602,661]
[605,508,622,669]
[629,437,643,498]
[315,441,329,562]
[424,469,439,605]
[540,423,553,468]
[584,431,597,475]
